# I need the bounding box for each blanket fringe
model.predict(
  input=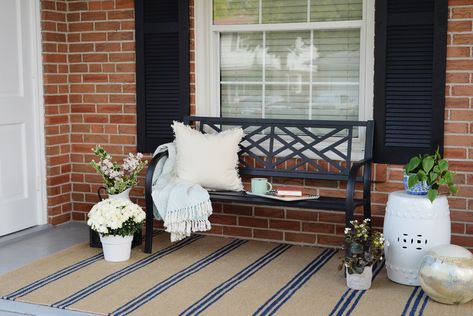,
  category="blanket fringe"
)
[164,199,213,242]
